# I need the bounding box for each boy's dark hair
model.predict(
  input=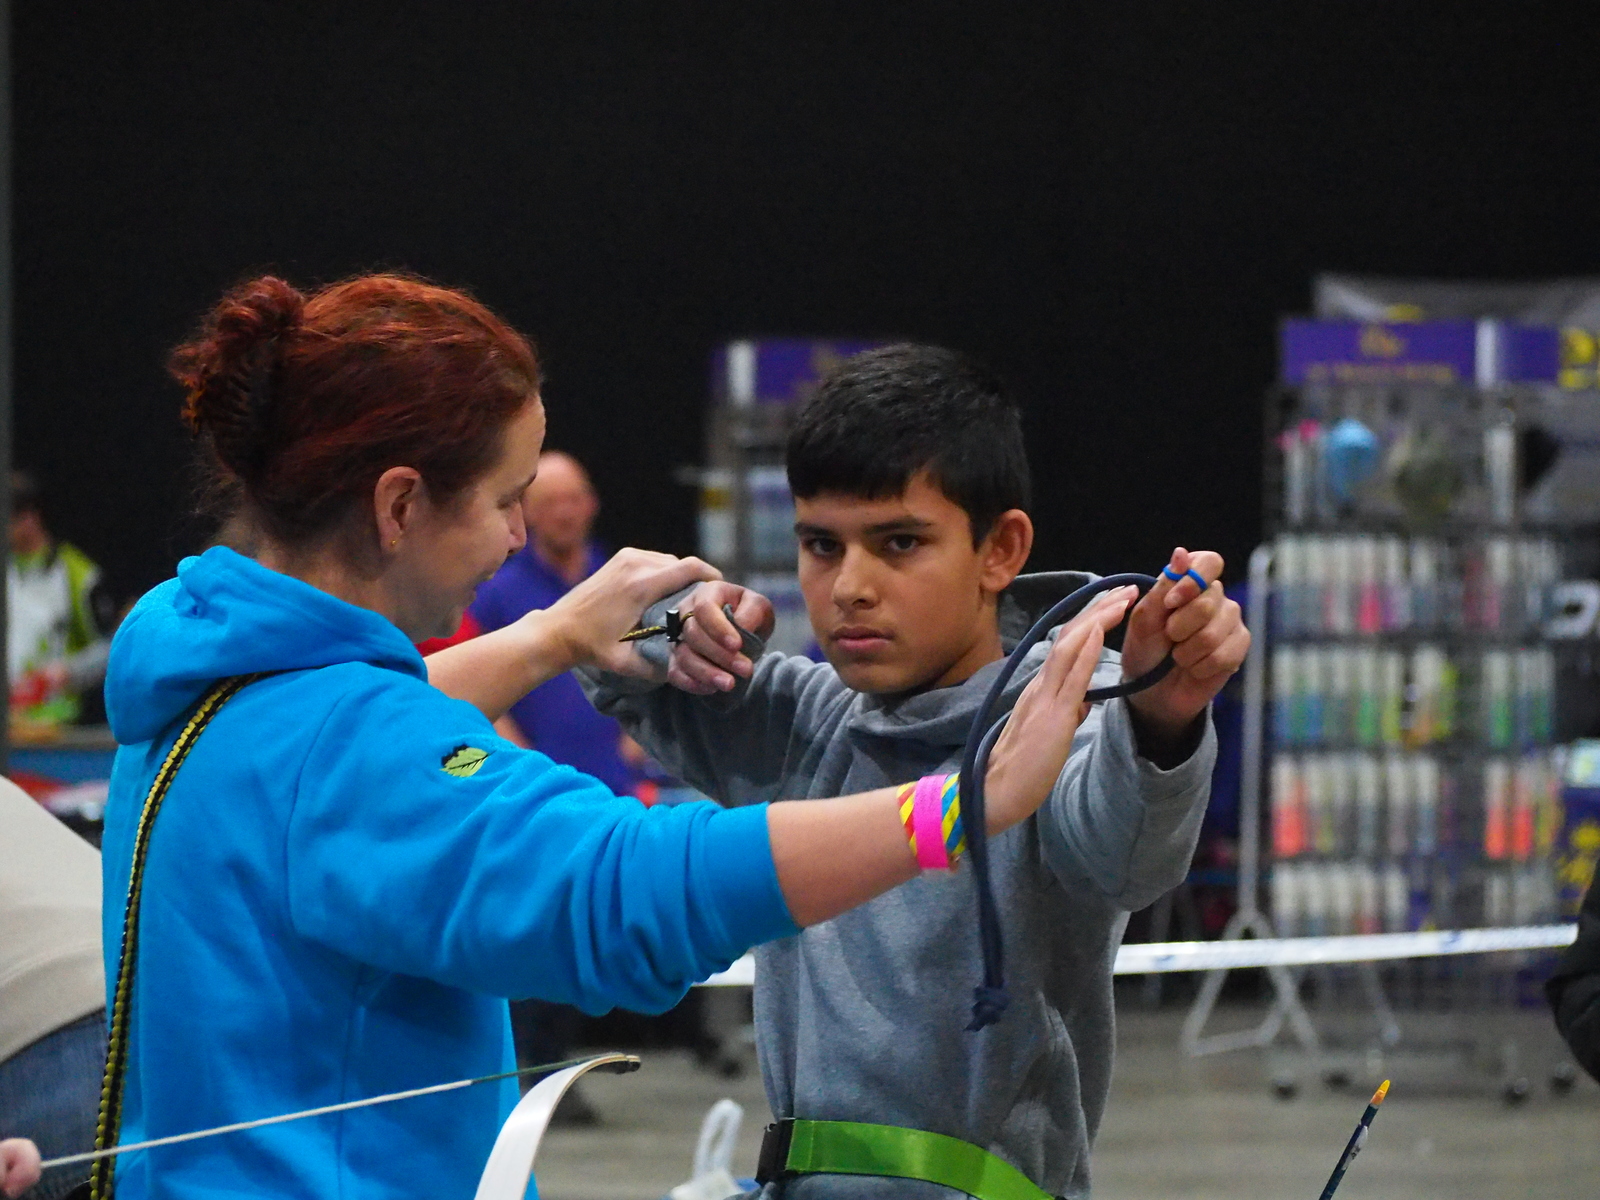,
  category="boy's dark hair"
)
[786,343,1030,542]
